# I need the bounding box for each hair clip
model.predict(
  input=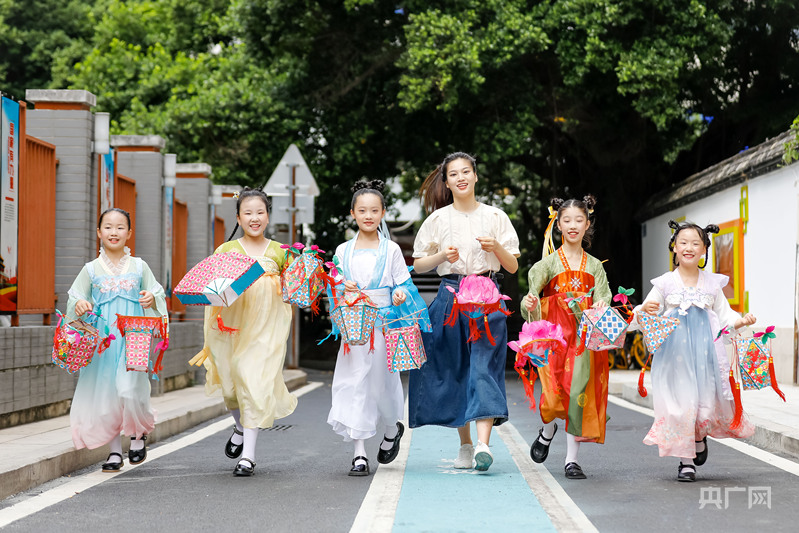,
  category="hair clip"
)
[233,191,241,200]
[548,206,556,219]
[588,208,594,215]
